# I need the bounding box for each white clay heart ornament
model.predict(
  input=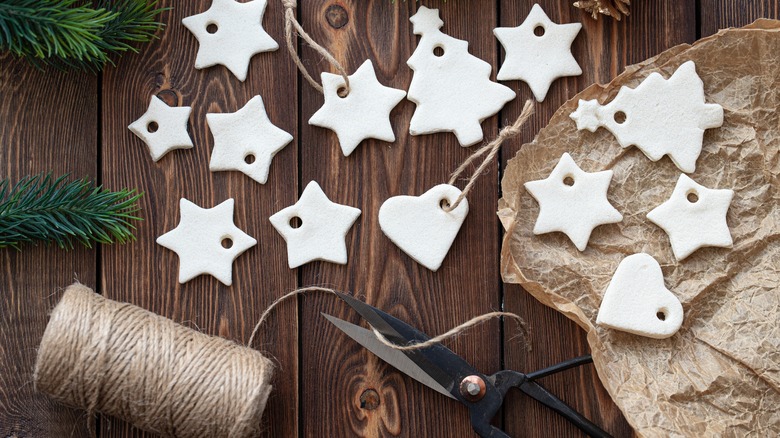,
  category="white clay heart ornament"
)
[596,253,683,339]
[378,184,468,271]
